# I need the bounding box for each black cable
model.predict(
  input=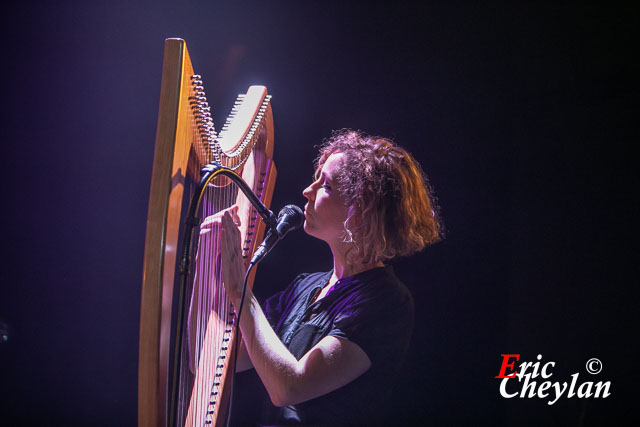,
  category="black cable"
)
[225,259,258,427]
